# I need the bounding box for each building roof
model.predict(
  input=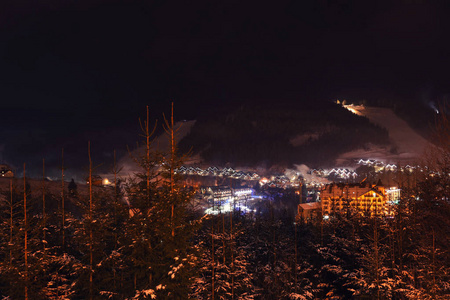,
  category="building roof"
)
[299,202,321,210]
